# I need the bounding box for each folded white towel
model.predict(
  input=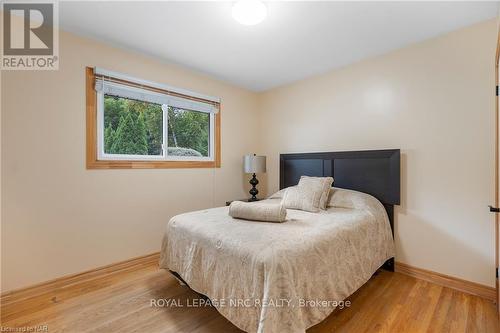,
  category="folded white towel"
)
[229,200,287,223]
